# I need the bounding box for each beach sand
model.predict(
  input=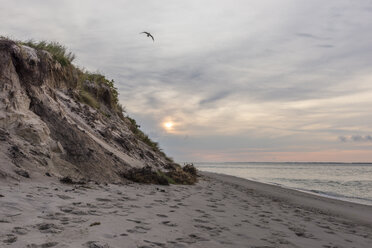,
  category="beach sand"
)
[0,172,371,248]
